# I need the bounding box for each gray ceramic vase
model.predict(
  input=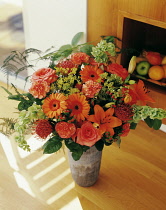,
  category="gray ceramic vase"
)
[68,146,102,187]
